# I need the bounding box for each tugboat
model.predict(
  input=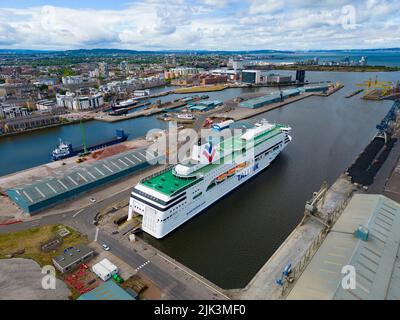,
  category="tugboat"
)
[51,129,129,161]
